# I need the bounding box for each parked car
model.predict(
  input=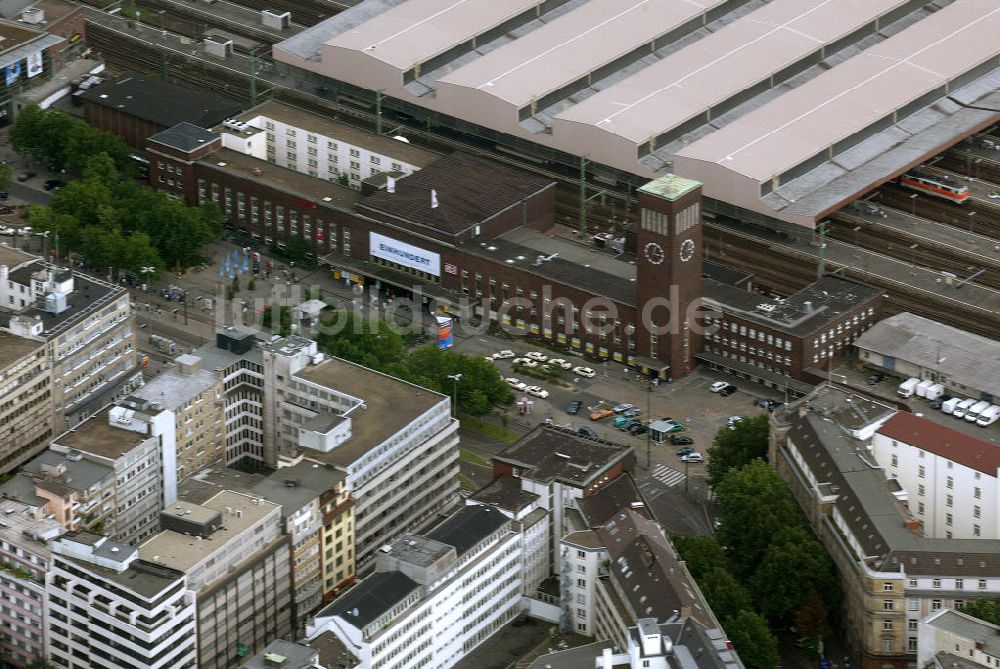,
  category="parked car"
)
[0,191,8,200]
[755,399,783,412]
[681,453,704,463]
[505,377,527,391]
[727,416,744,430]
[526,385,549,399]
[628,424,648,436]
[622,407,642,418]
[709,381,728,393]
[676,446,695,456]
[16,171,35,182]
[613,403,635,414]
[493,350,515,359]
[929,395,952,410]
[525,351,548,362]
[549,358,572,369]
[573,366,597,378]
[670,436,694,446]
[566,400,582,415]
[719,384,738,397]
[519,360,539,368]
[590,406,615,421]
[43,179,64,191]
[484,356,495,363]
[0,206,13,216]
[0,225,13,235]
[578,427,598,439]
